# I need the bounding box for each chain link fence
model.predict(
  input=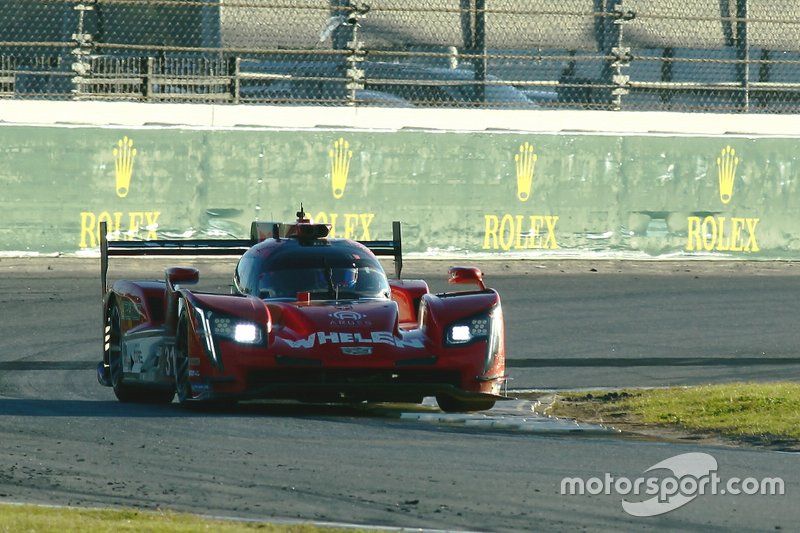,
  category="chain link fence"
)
[2,0,799,112]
